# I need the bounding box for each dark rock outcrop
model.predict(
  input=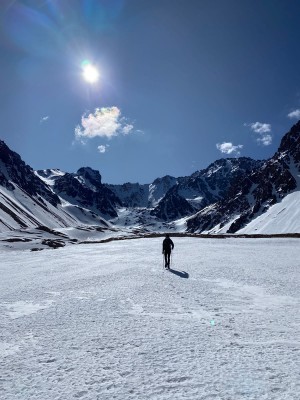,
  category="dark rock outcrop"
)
[54,167,121,218]
[187,121,300,233]
[151,185,195,221]
[0,140,60,206]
